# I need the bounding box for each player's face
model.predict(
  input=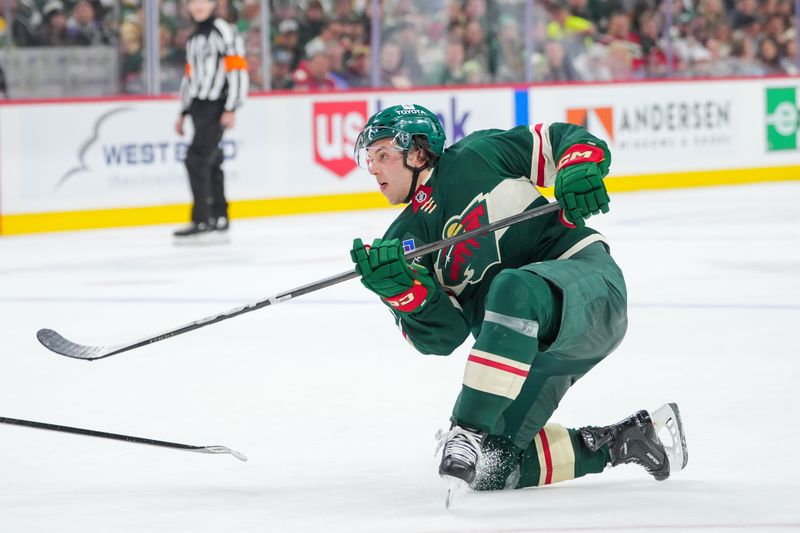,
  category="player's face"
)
[365,138,413,205]
[188,0,215,22]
